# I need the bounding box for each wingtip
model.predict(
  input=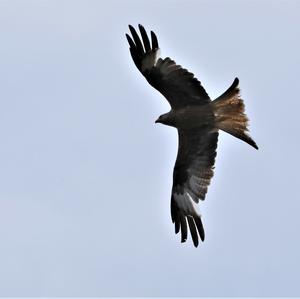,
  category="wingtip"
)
[125,33,135,49]
[150,30,159,49]
[200,228,205,242]
[128,24,136,35]
[200,234,205,242]
[194,216,205,242]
